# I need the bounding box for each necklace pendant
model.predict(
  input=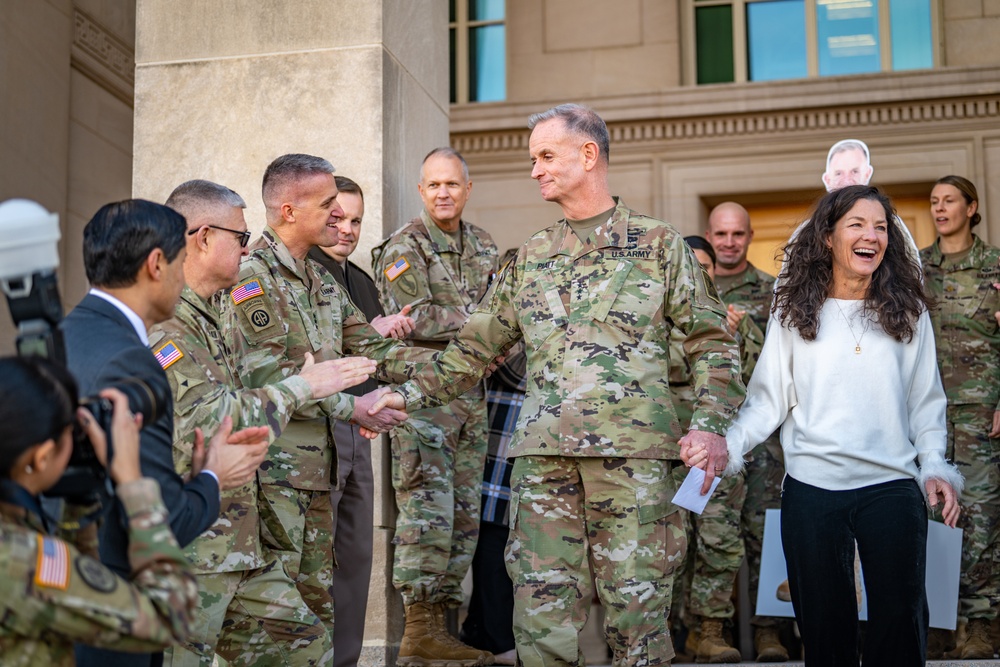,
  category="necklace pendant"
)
[855,345,861,354]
